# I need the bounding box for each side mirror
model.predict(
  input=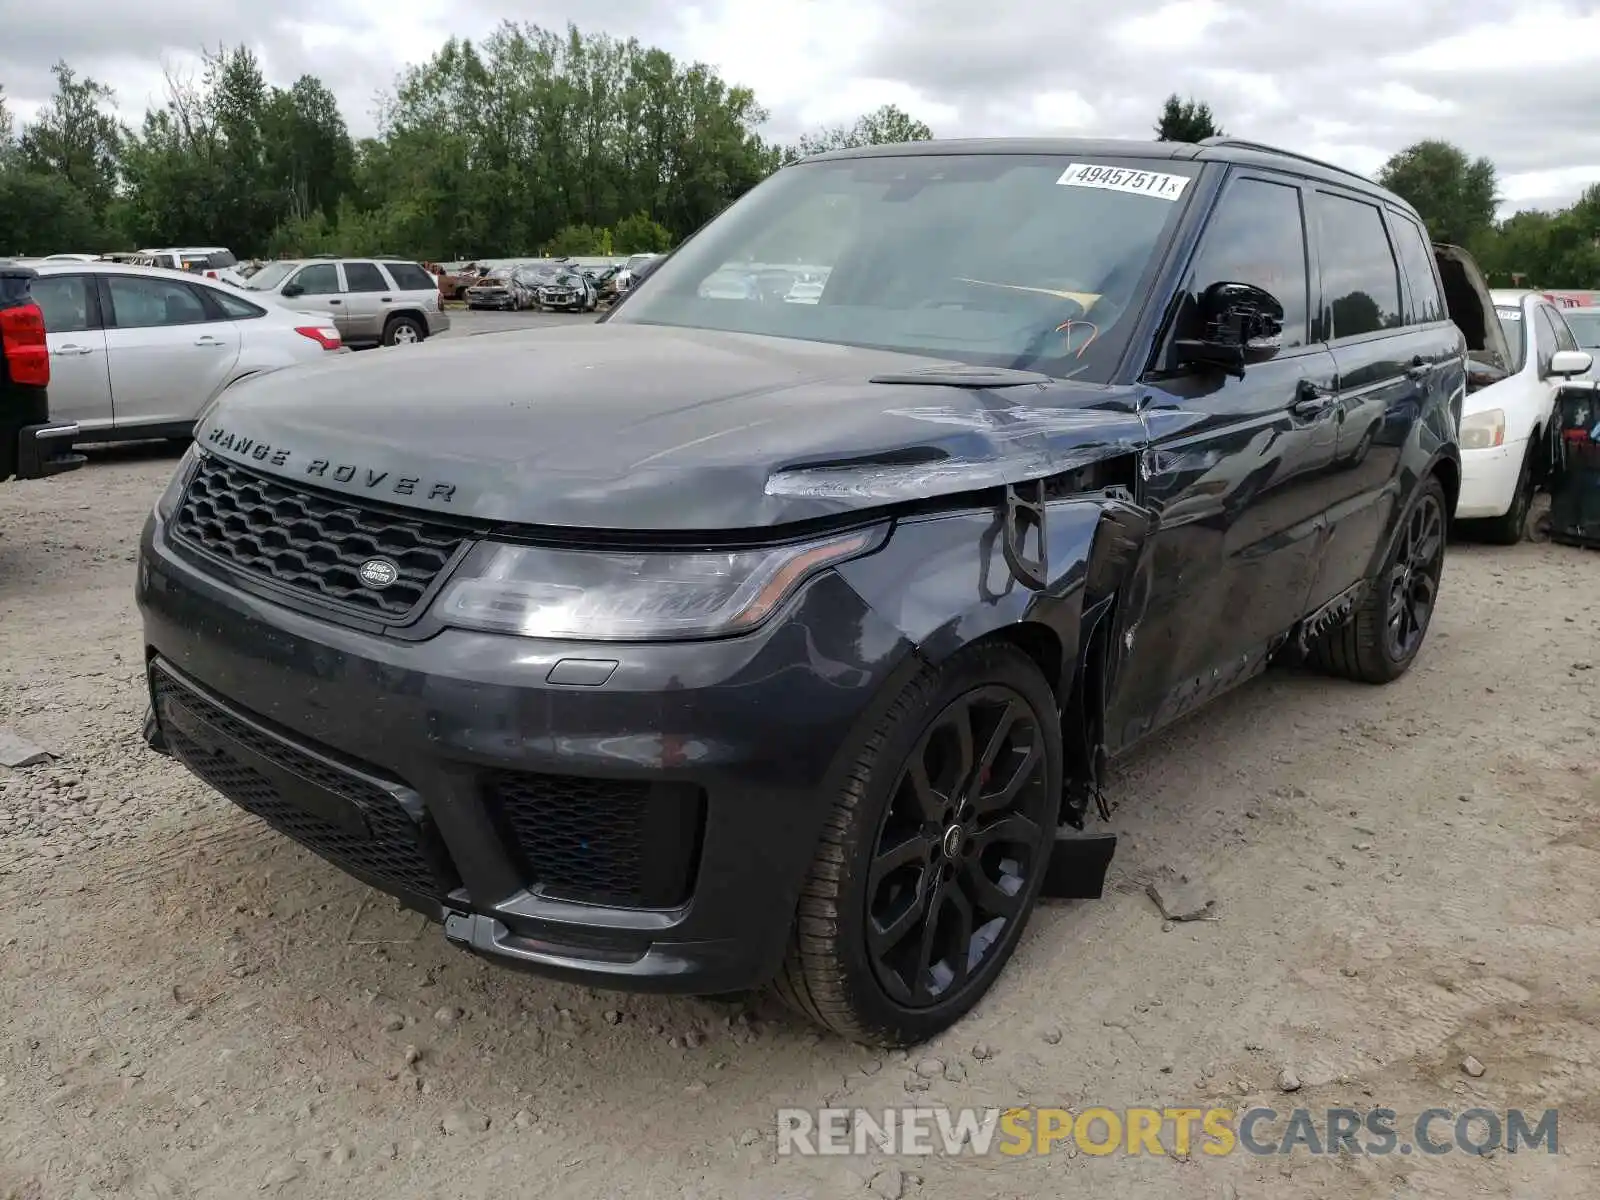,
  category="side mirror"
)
[1175,282,1285,378]
[1466,352,1509,394]
[281,282,303,298]
[1549,349,1593,378]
